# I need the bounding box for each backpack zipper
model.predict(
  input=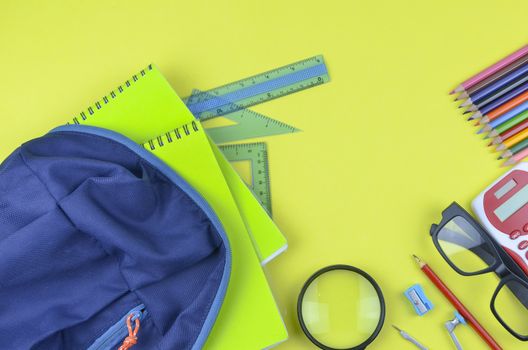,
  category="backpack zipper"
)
[87,304,147,350]
[51,125,232,350]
